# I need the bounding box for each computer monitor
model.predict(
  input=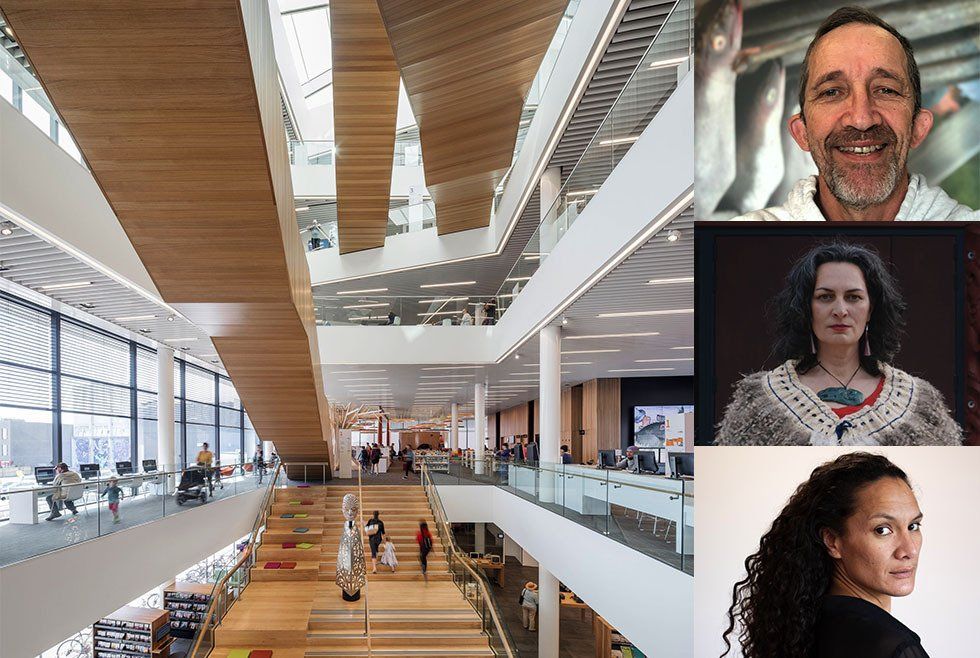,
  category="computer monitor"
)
[598,450,617,468]
[142,459,158,473]
[637,452,662,474]
[670,453,694,478]
[115,461,134,476]
[34,466,56,485]
[79,463,101,480]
